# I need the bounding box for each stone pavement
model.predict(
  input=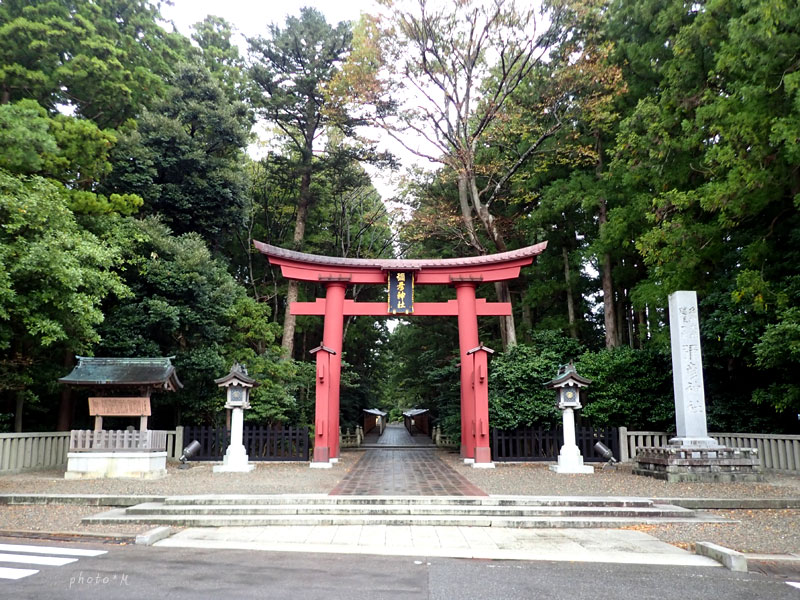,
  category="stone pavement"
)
[153,524,721,567]
[330,450,486,496]
[333,424,484,496]
[366,424,435,446]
